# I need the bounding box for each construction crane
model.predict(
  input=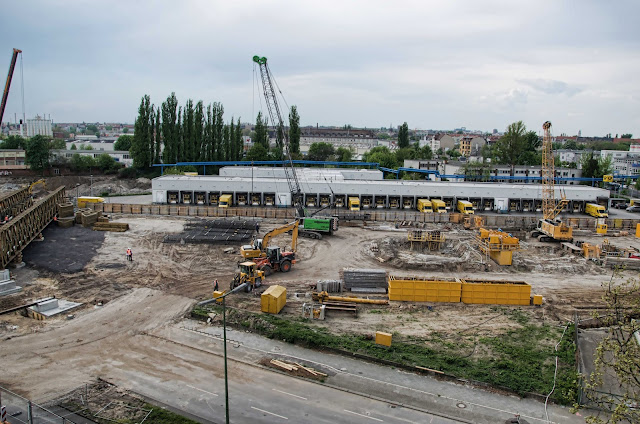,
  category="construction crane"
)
[532,121,573,242]
[1,48,22,126]
[252,55,305,218]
